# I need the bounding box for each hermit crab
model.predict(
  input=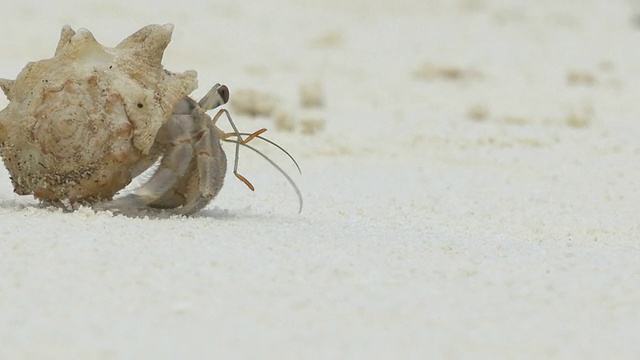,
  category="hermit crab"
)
[0,24,301,215]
